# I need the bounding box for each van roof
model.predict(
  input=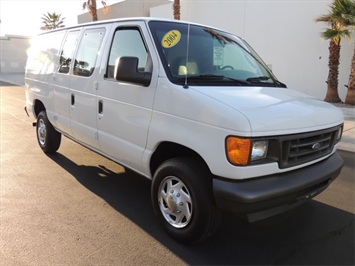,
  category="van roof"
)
[36,17,223,36]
